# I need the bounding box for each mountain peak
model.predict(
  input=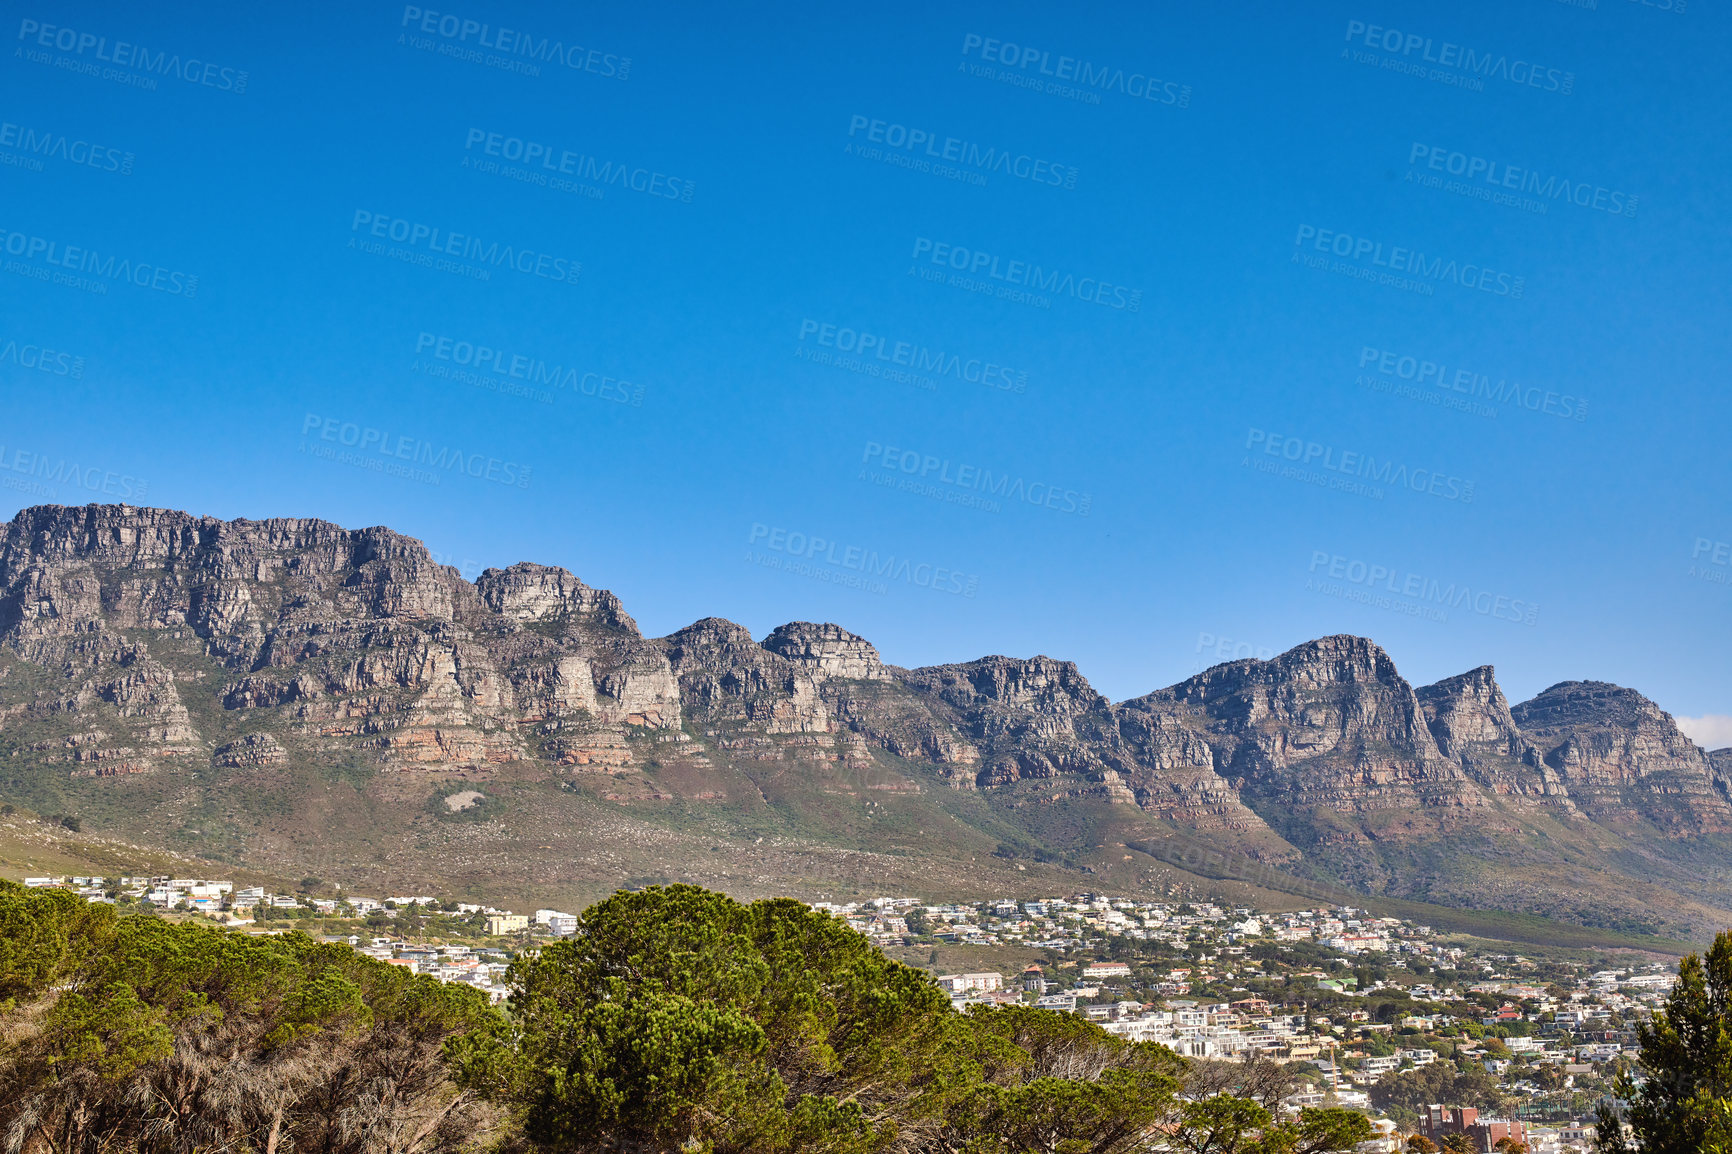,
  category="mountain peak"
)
[1411,667,1568,803]
[475,562,638,634]
[663,616,759,649]
[905,654,1107,715]
[1272,633,1400,678]
[761,621,888,681]
[1514,680,1667,727]
[1511,679,1727,832]
[1416,666,1517,759]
